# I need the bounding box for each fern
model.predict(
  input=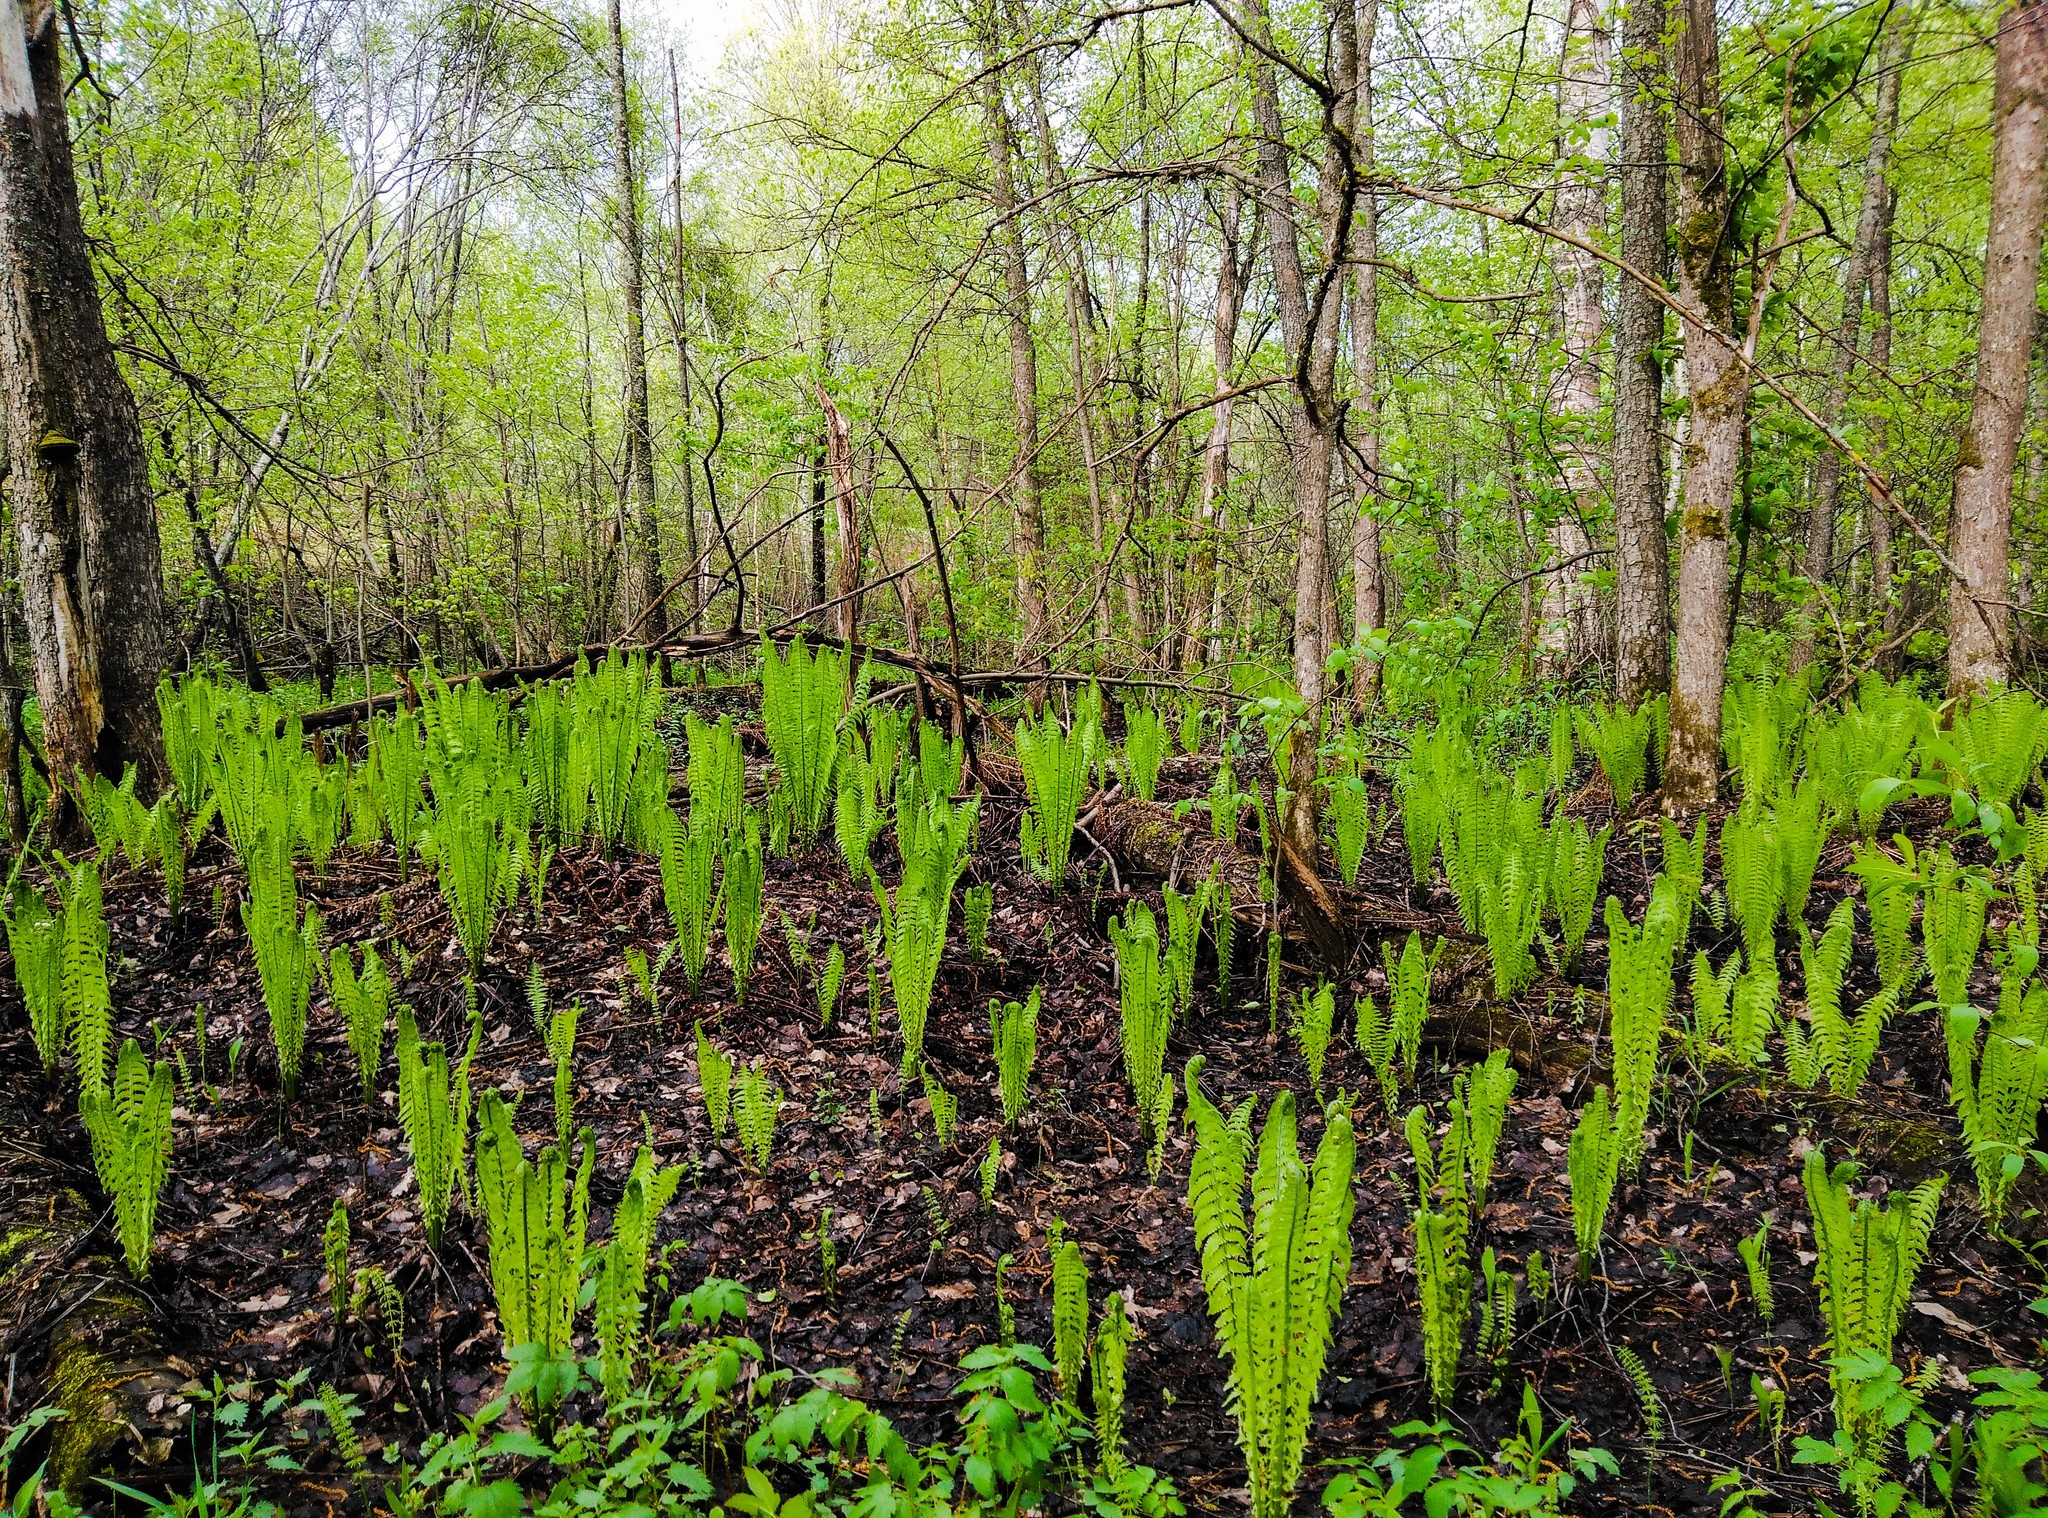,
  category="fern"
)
[685,712,746,842]
[914,720,965,802]
[835,741,885,872]
[696,1021,732,1136]
[61,859,112,1096]
[1736,1218,1773,1325]
[1605,892,1681,1171]
[1616,1345,1665,1449]
[1478,847,1545,999]
[1162,882,1208,1020]
[979,1135,1001,1205]
[1406,1100,1474,1407]
[660,809,722,993]
[427,751,521,974]
[1210,876,1234,995]
[79,1038,174,1278]
[1688,949,1742,1063]
[474,1089,594,1415]
[1382,932,1435,1103]
[5,882,63,1076]
[1802,899,1897,1098]
[325,1200,351,1322]
[1775,780,1830,924]
[1851,842,1921,993]
[547,999,580,1153]
[1463,1049,1517,1218]
[1659,816,1708,947]
[1111,902,1174,1144]
[1291,982,1336,1093]
[156,676,220,812]
[243,830,320,1100]
[1577,700,1654,810]
[1183,1058,1356,1518]
[1016,702,1100,886]
[369,710,428,879]
[1052,1237,1089,1404]
[1567,1085,1621,1279]
[1121,702,1167,802]
[872,817,967,1082]
[922,1063,958,1146]
[962,882,994,961]
[1547,816,1610,967]
[760,636,844,845]
[1476,1248,1517,1394]
[594,1144,686,1407]
[1549,704,1577,791]
[394,1005,473,1250]
[153,796,188,918]
[329,944,391,1105]
[1092,1290,1132,1480]
[723,816,765,1002]
[318,1384,369,1485]
[1945,979,2048,1230]
[1802,1146,1945,1466]
[735,1060,780,1171]
[990,987,1040,1125]
[1922,859,1990,1010]
[1720,814,1785,971]
[1325,770,1369,886]
[817,942,846,1026]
